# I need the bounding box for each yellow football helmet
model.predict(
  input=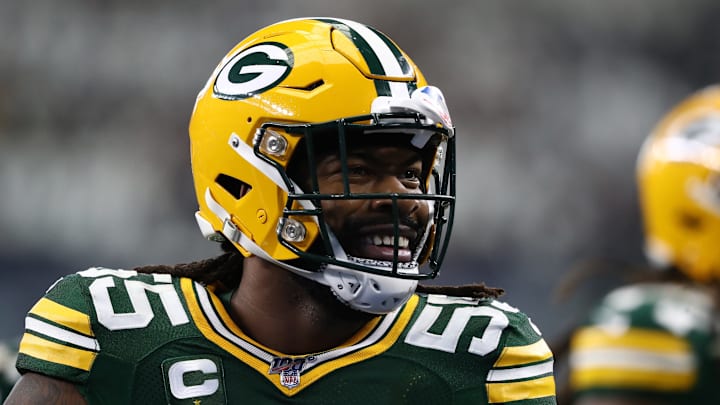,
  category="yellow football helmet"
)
[189,18,455,313]
[637,85,720,282]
